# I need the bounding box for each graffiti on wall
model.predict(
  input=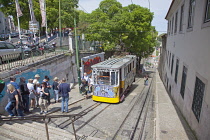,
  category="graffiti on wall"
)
[0,69,52,101]
[81,52,105,75]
